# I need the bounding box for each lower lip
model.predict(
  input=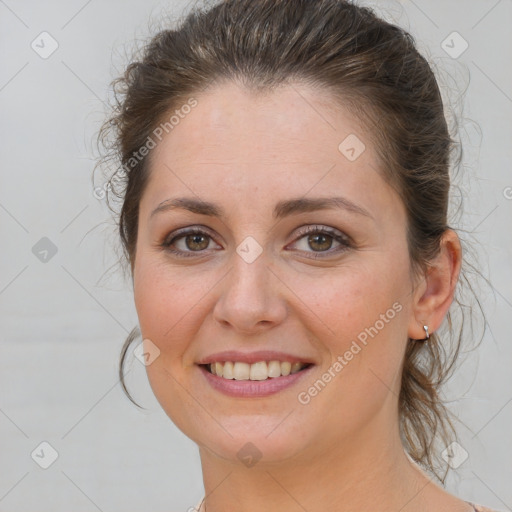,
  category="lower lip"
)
[198,364,313,398]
